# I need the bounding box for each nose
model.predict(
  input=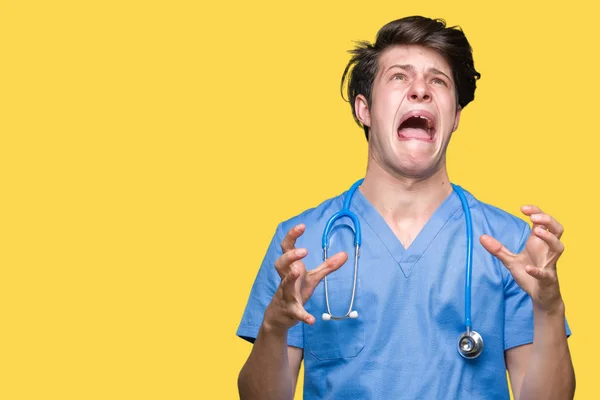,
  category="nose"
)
[407,77,431,102]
